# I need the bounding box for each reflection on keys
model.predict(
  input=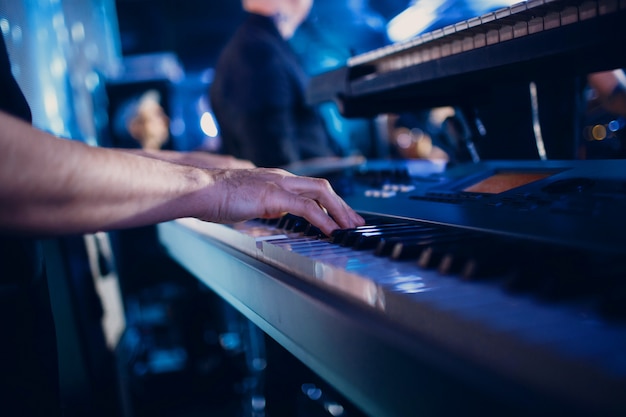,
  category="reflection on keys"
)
[231,213,626,322]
